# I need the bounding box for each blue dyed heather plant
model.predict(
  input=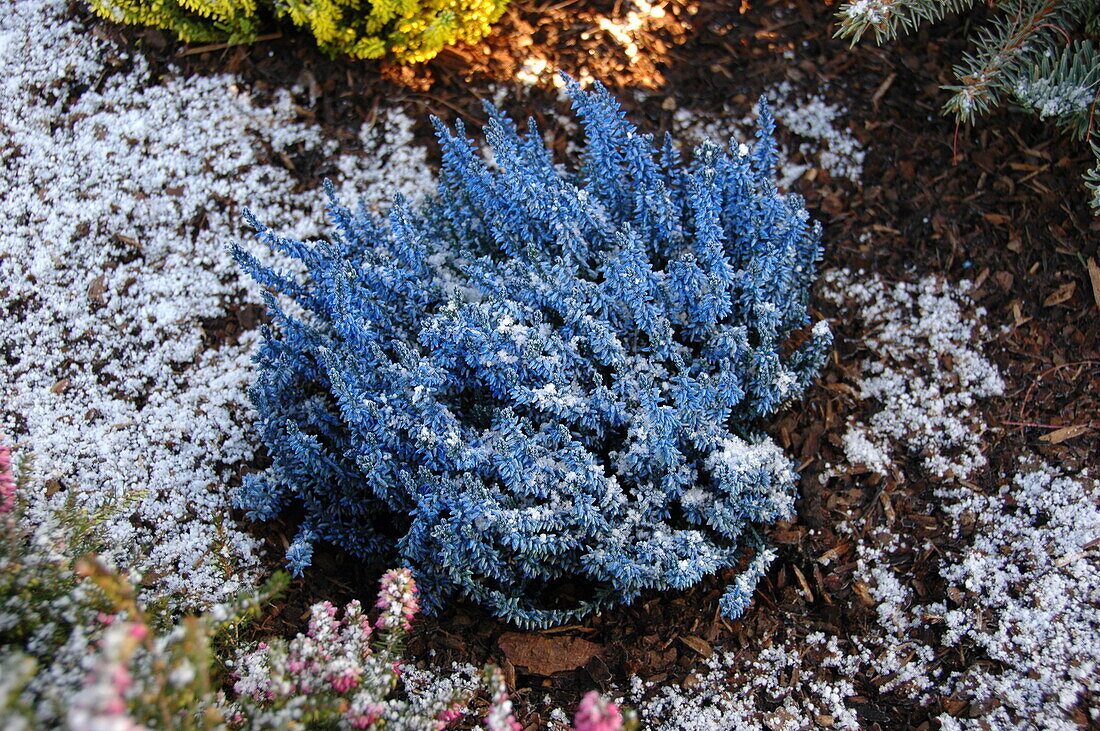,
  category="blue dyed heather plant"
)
[233,78,832,628]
